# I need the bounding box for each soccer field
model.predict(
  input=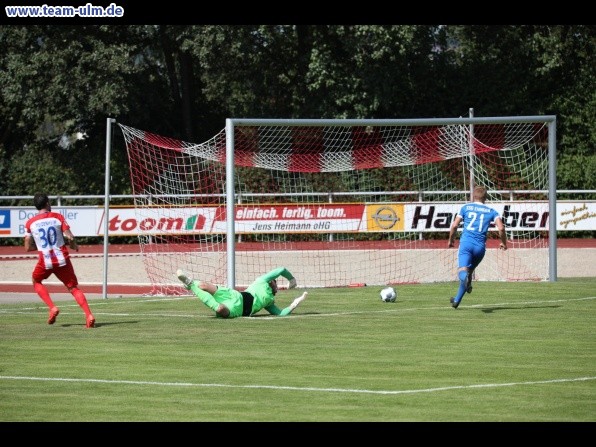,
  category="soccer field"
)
[0,278,594,422]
